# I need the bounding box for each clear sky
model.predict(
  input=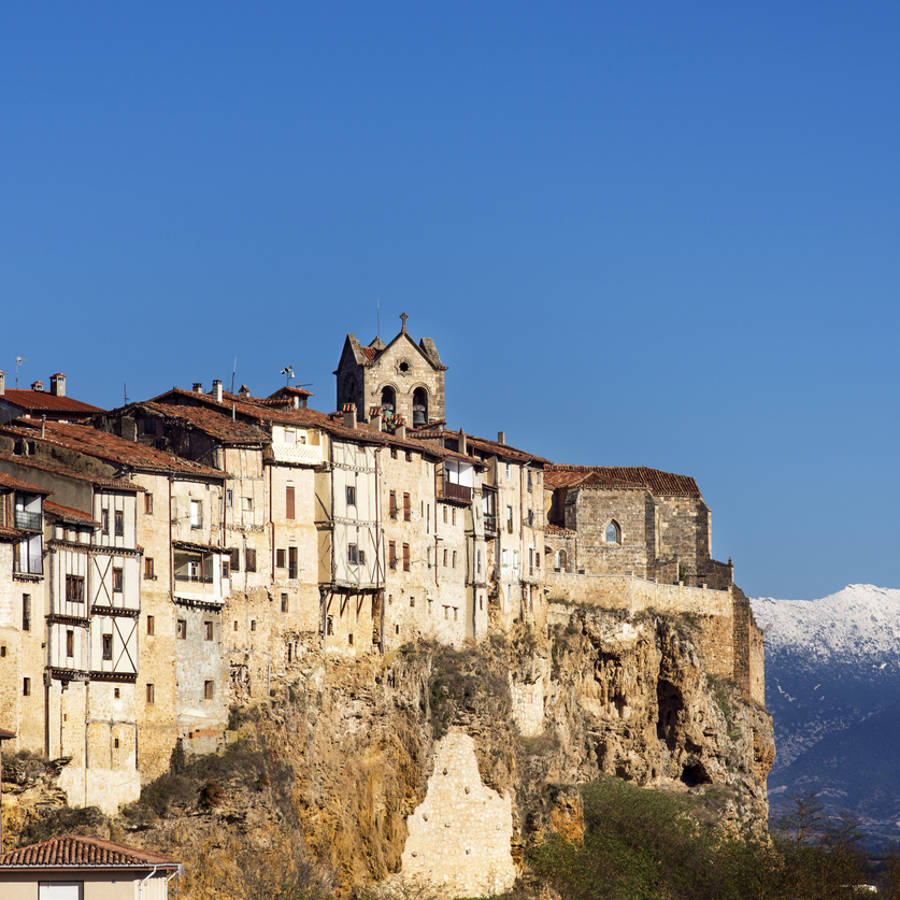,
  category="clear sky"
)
[2,2,898,600]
